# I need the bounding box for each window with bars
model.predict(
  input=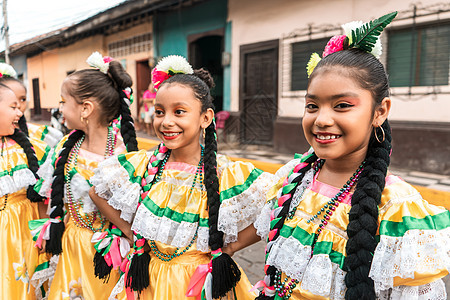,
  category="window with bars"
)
[291,37,330,91]
[108,33,152,58]
[387,22,450,87]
